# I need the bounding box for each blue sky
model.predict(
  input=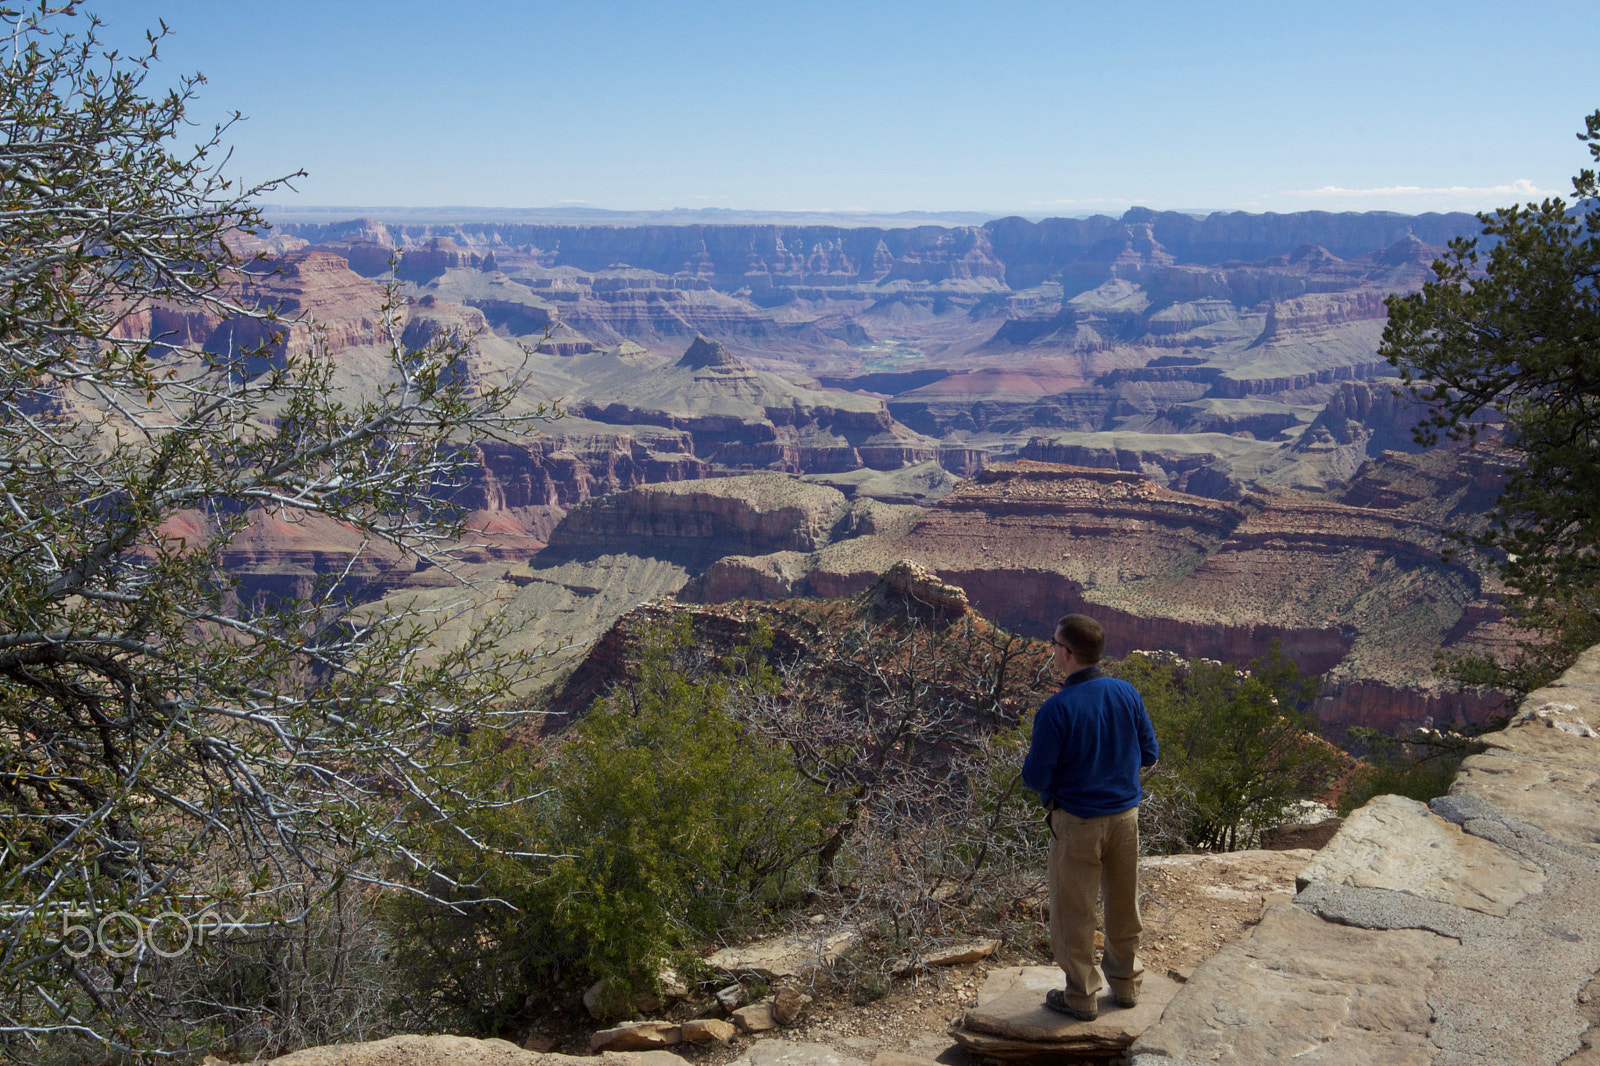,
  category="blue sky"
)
[96,0,1600,216]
